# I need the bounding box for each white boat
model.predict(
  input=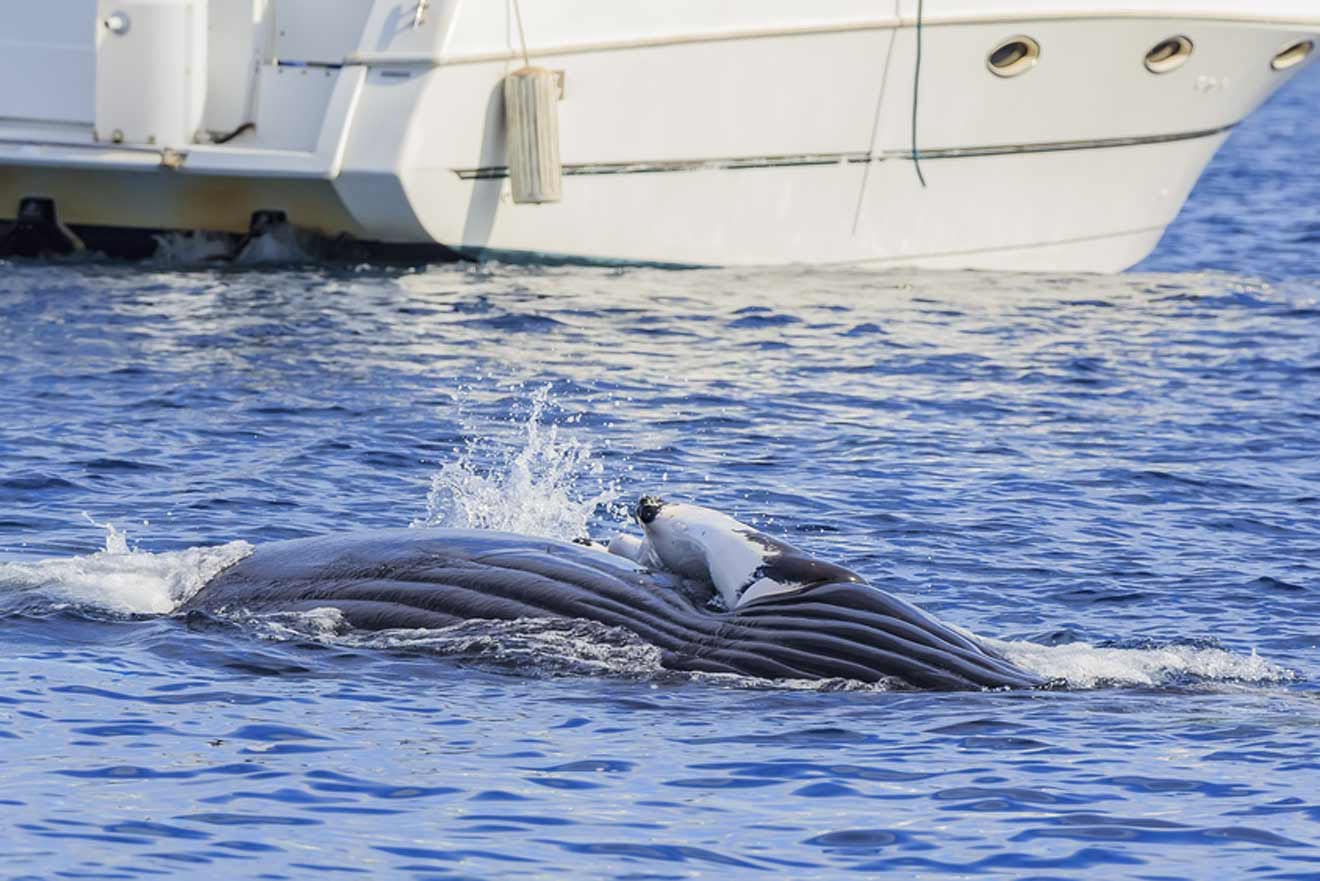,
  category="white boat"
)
[0,1,1316,270]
